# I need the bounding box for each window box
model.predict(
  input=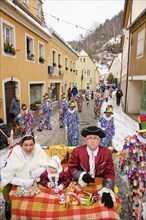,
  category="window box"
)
[53,62,57,67]
[4,43,16,55]
[27,50,35,61]
[58,64,62,69]
[39,56,45,64]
